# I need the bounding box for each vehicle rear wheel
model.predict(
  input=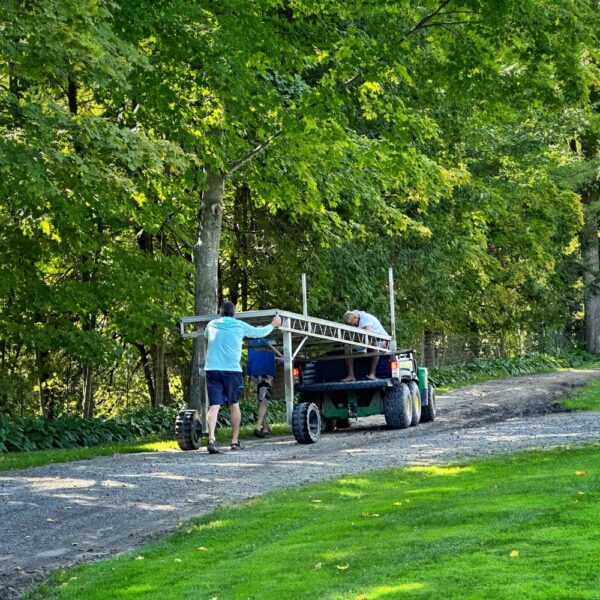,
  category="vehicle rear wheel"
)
[336,418,351,429]
[408,382,421,426]
[383,383,412,429]
[292,402,321,444]
[421,384,437,423]
[175,410,202,451]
